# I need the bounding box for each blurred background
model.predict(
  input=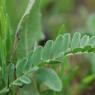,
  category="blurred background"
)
[6,0,95,95]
